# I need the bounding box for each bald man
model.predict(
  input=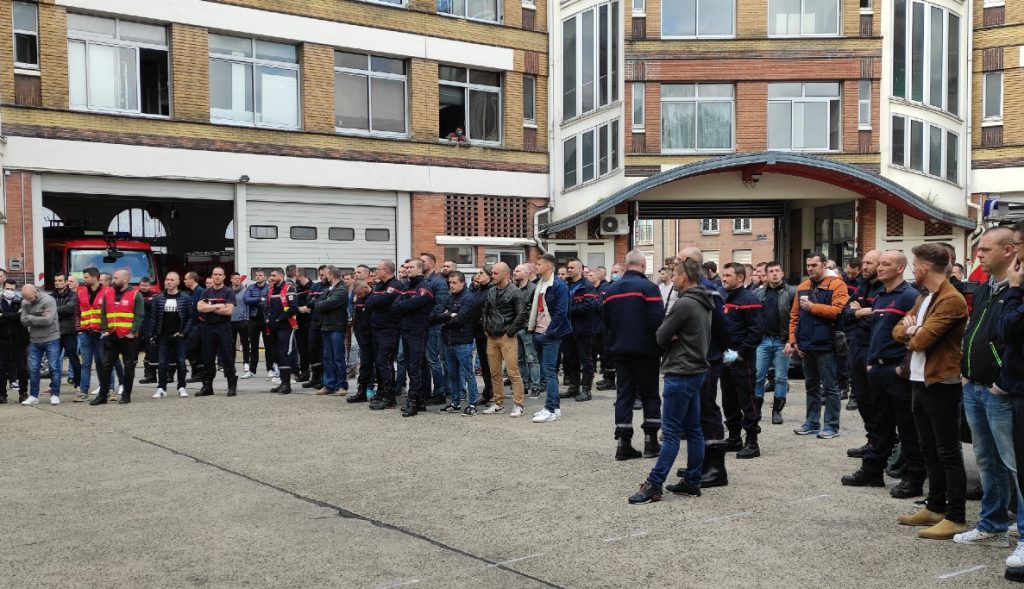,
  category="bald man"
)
[842,250,881,455]
[480,262,528,416]
[19,284,61,405]
[91,269,144,405]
